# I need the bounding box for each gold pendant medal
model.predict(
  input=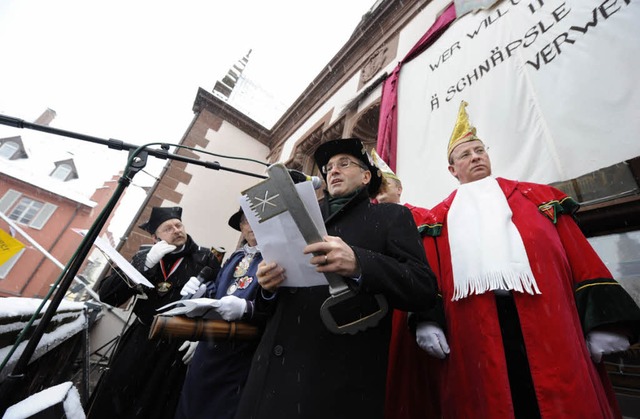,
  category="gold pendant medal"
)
[157,281,172,295]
